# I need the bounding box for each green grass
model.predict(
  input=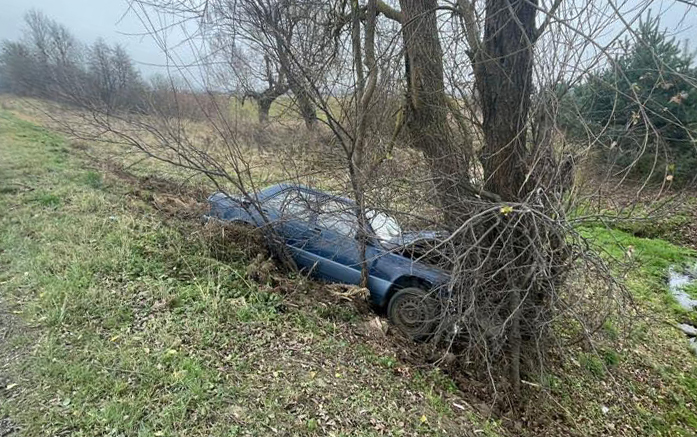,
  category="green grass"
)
[613,212,693,242]
[580,225,697,316]
[229,95,300,122]
[684,282,697,299]
[0,109,493,436]
[536,225,697,435]
[580,225,695,273]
